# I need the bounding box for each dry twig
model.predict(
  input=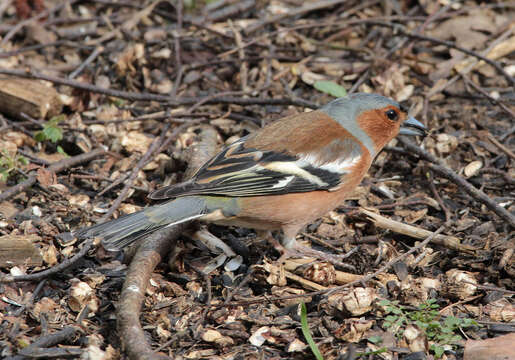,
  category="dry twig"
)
[0,68,317,108]
[13,326,82,359]
[358,209,474,253]
[0,148,105,202]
